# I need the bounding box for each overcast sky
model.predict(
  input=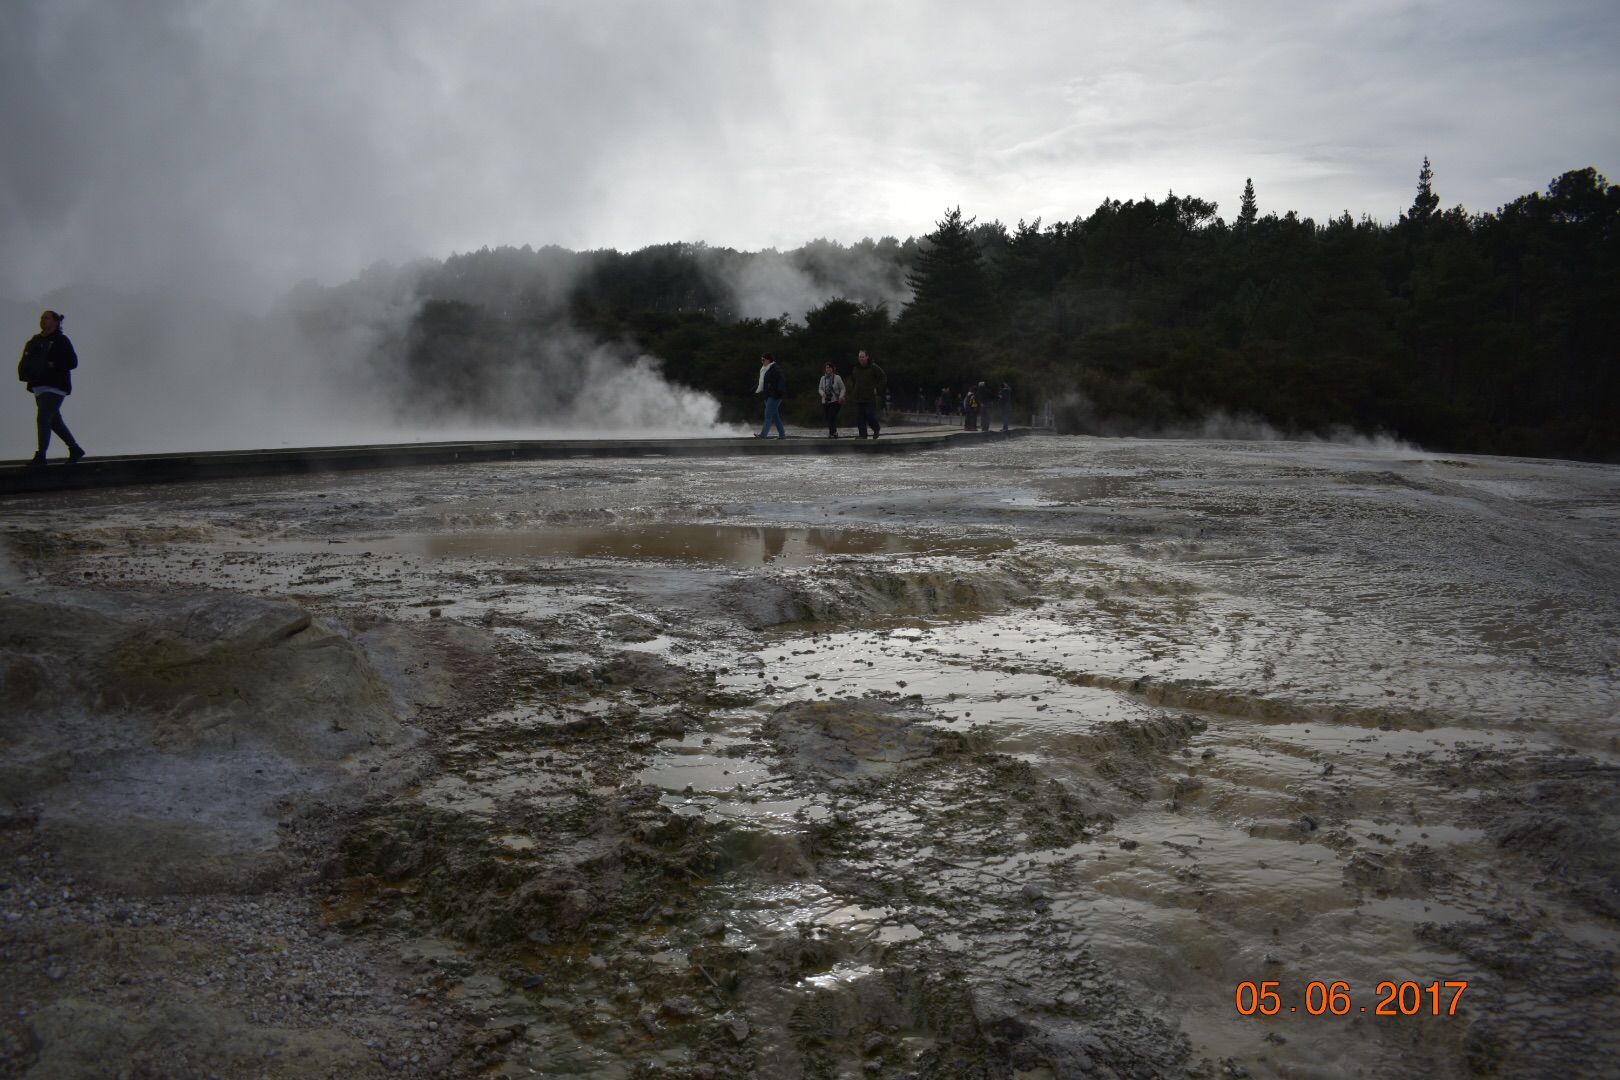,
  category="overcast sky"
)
[3,0,1616,305]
